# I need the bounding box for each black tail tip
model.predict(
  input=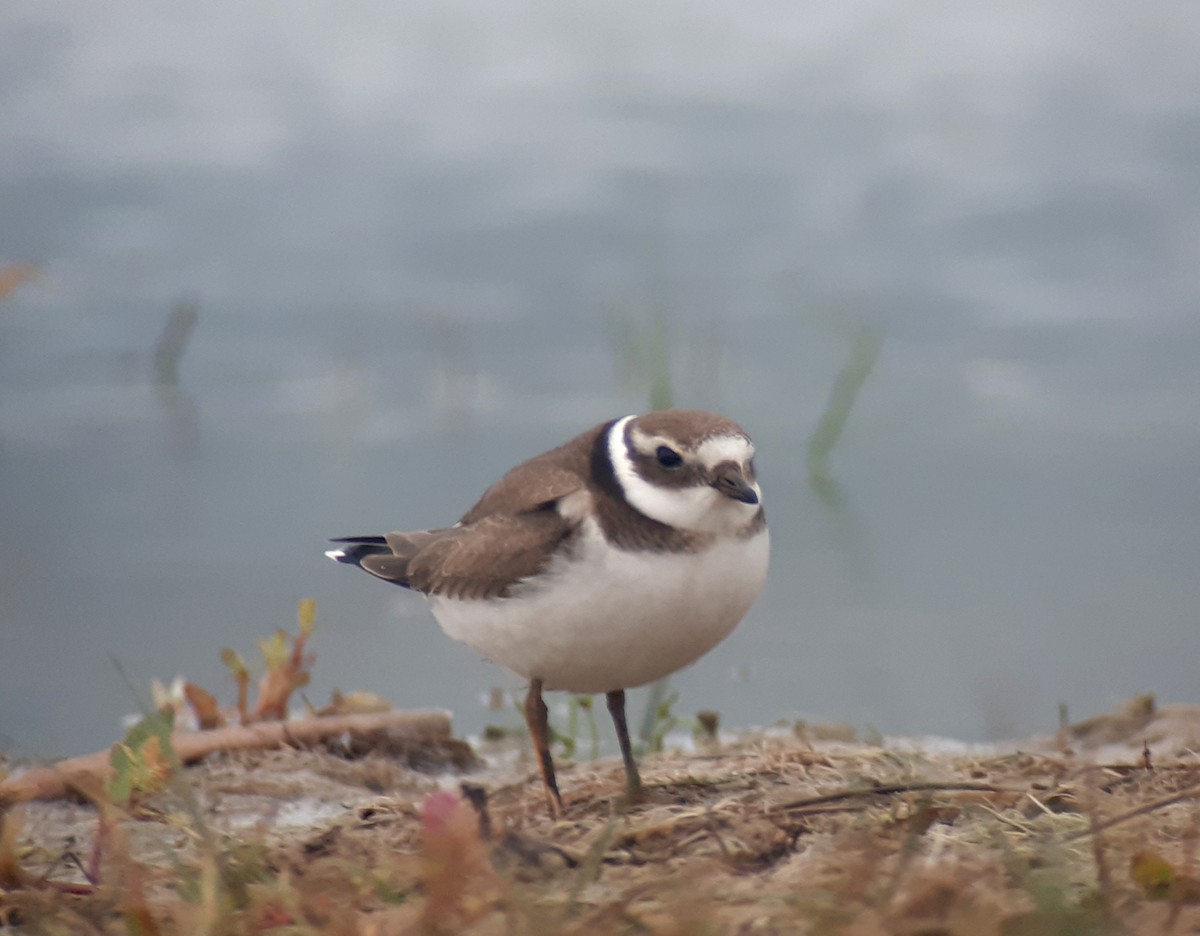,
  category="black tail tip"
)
[325,535,389,567]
